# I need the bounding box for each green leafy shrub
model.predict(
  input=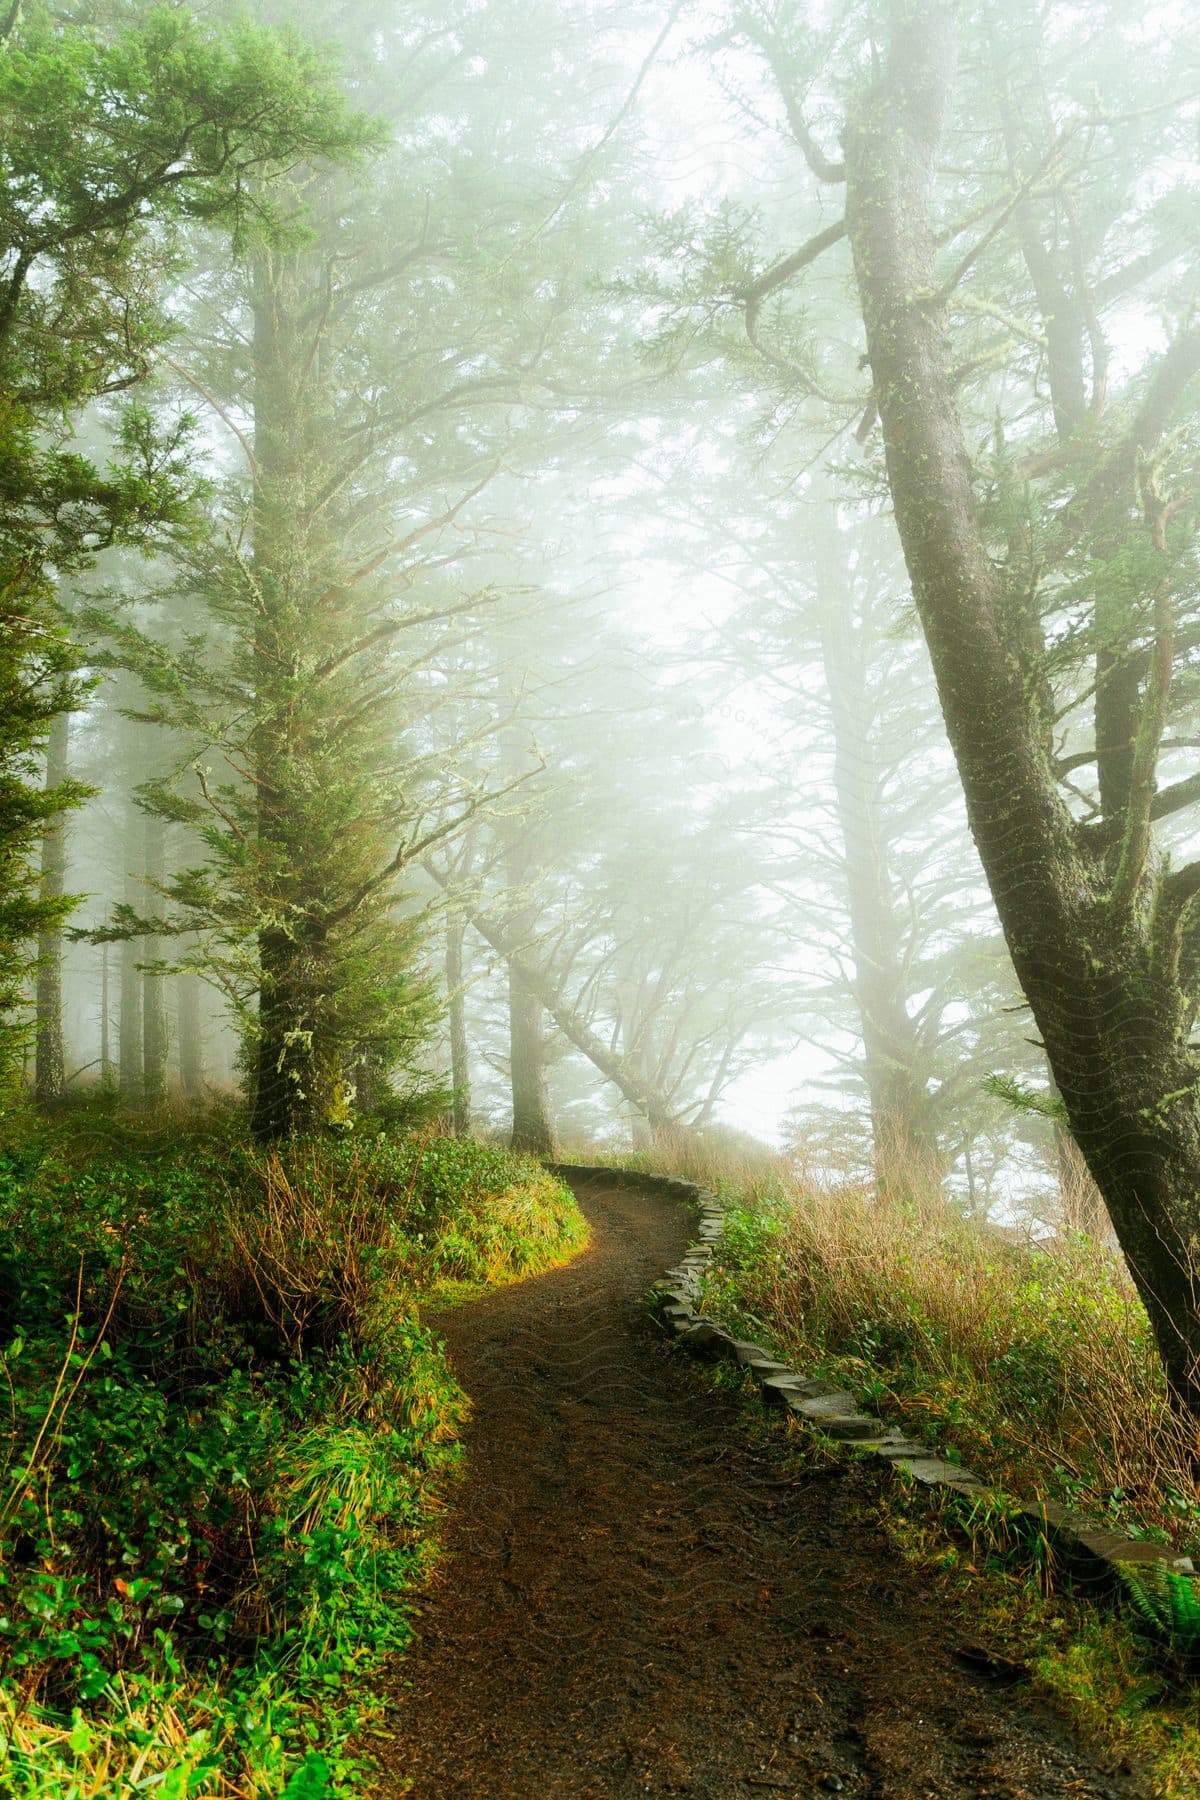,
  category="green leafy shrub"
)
[0,1115,584,1795]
